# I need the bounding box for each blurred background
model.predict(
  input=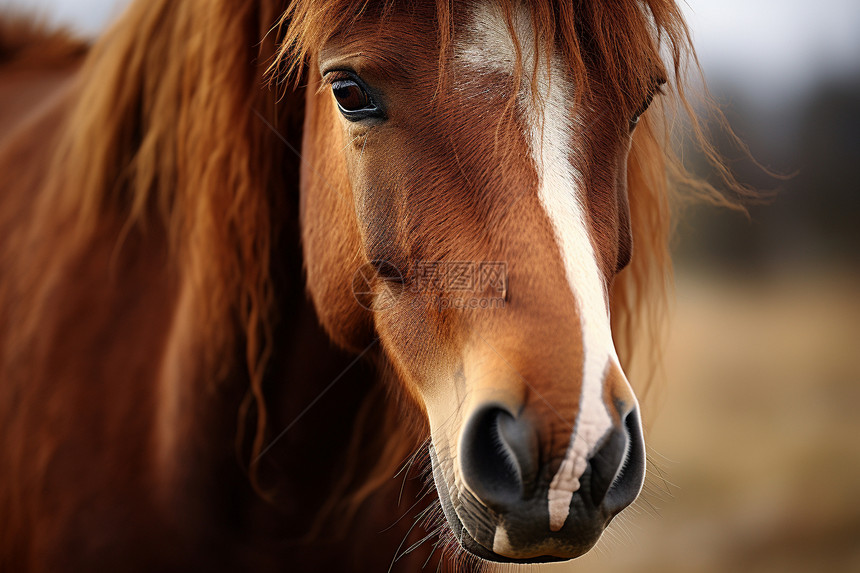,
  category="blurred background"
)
[2,0,858,571]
